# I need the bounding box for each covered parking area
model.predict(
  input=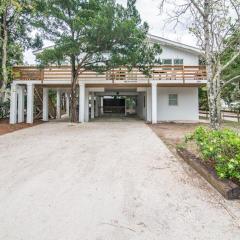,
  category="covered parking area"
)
[90,88,139,121]
[79,84,151,123]
[9,83,151,123]
[41,86,145,122]
[10,80,199,125]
